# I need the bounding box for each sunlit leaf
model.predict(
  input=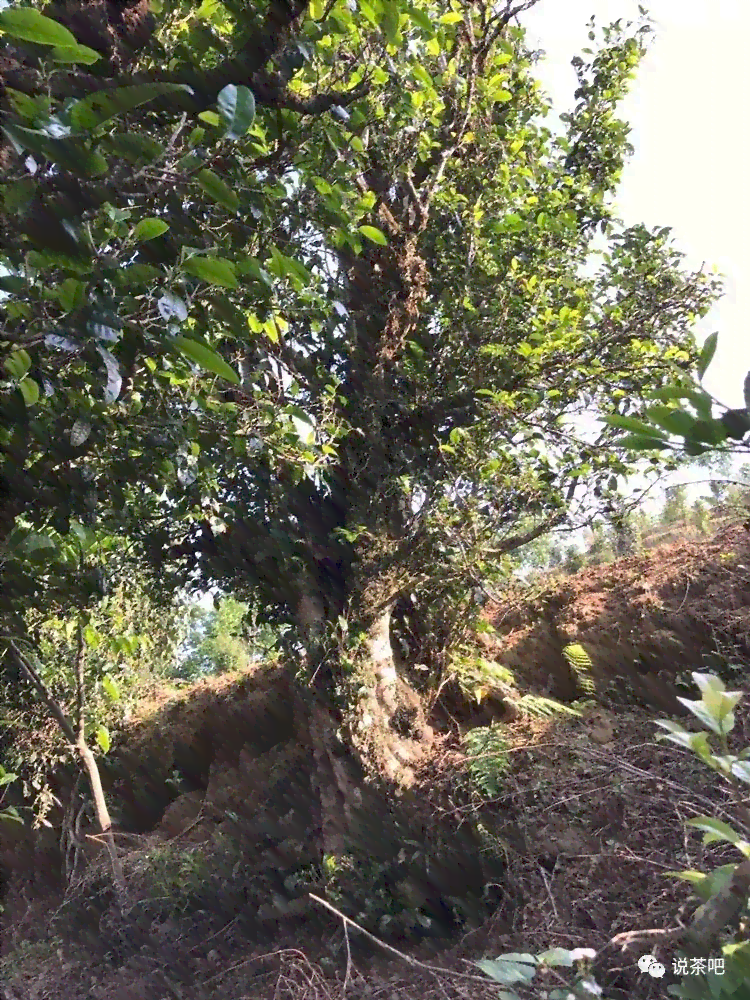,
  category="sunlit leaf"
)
[19,377,40,406]
[102,675,121,701]
[133,217,169,241]
[686,816,744,846]
[96,725,111,753]
[19,532,58,559]
[56,278,87,312]
[4,349,31,380]
[358,225,388,245]
[0,7,77,47]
